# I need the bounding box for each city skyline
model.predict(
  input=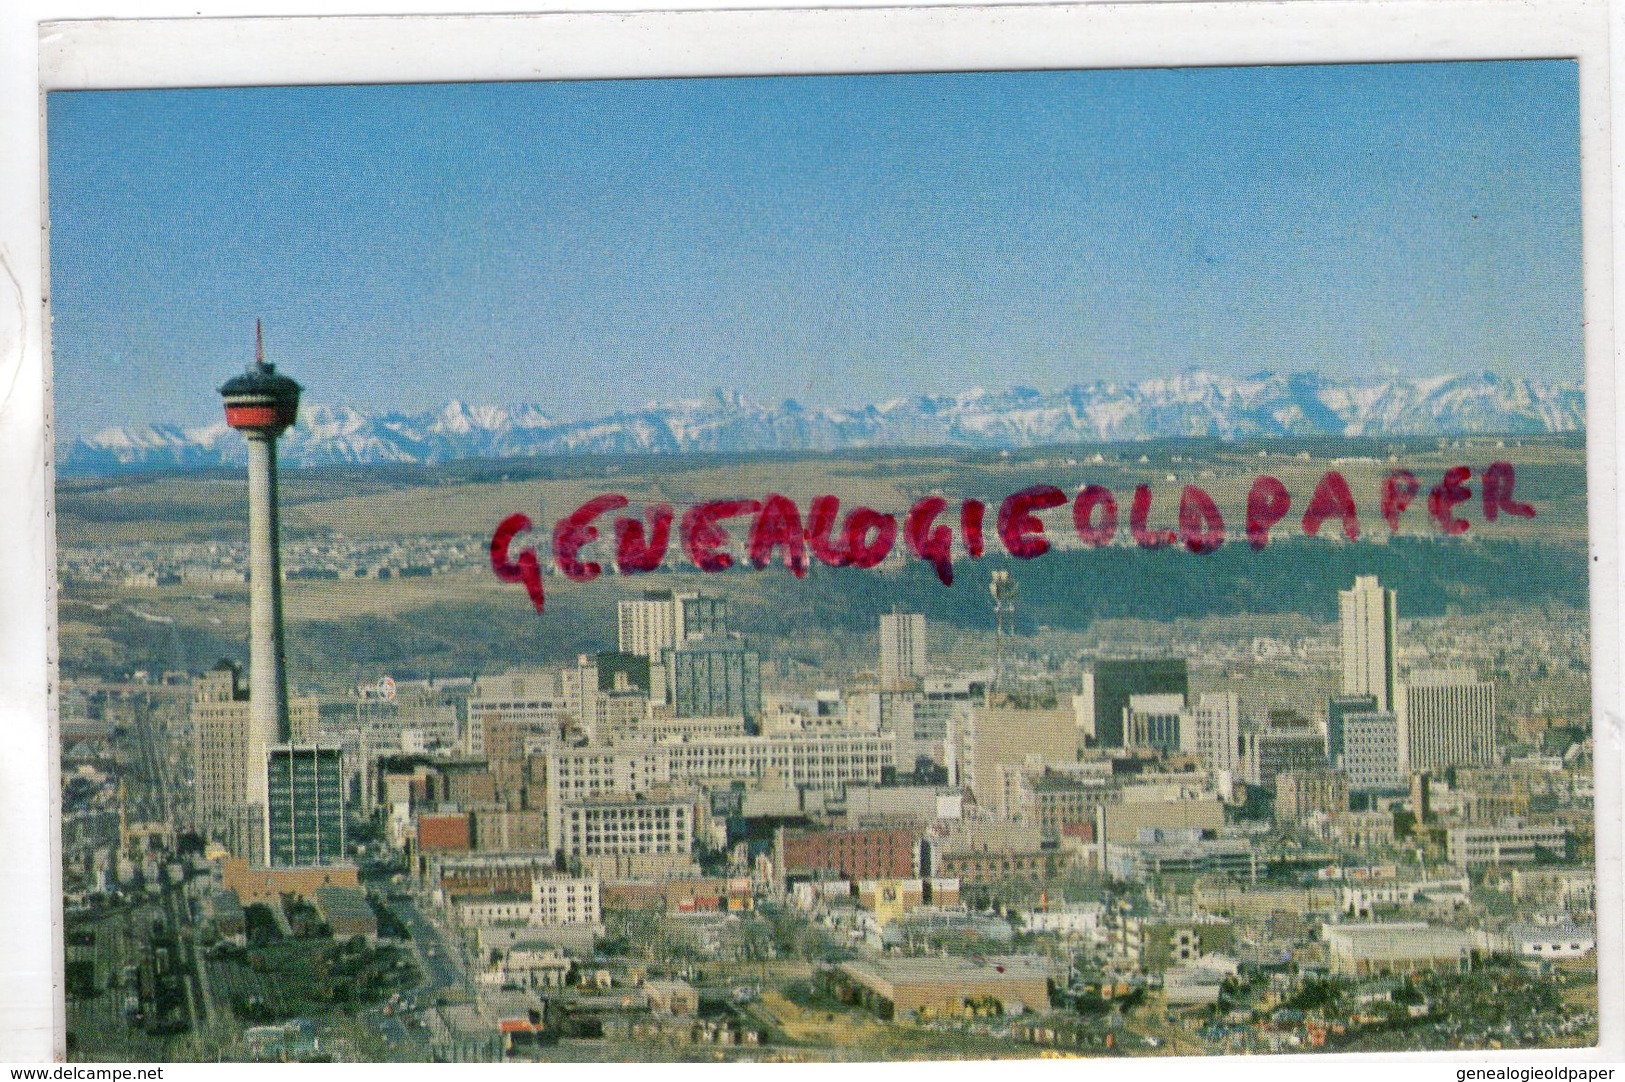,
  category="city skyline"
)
[59,521,1599,1059]
[47,60,1581,444]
